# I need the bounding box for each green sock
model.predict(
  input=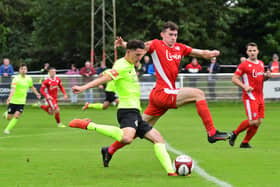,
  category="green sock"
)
[87,122,123,142]
[88,103,103,109]
[5,118,18,131]
[154,143,175,174]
